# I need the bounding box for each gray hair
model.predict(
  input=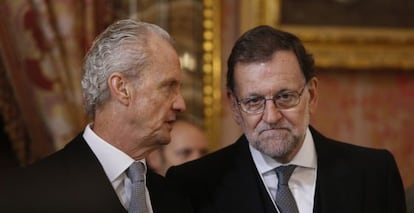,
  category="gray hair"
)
[81,19,173,118]
[227,25,314,93]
